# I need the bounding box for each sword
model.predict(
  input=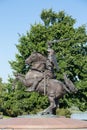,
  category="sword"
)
[47,38,70,47]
